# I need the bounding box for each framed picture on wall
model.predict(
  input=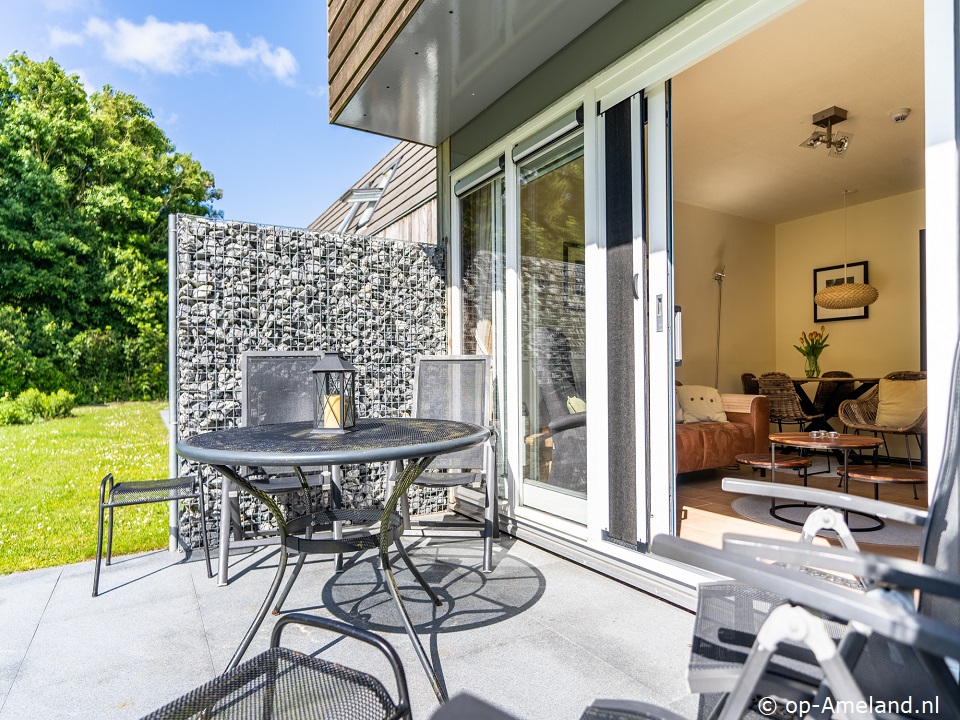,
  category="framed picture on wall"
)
[813,261,870,322]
